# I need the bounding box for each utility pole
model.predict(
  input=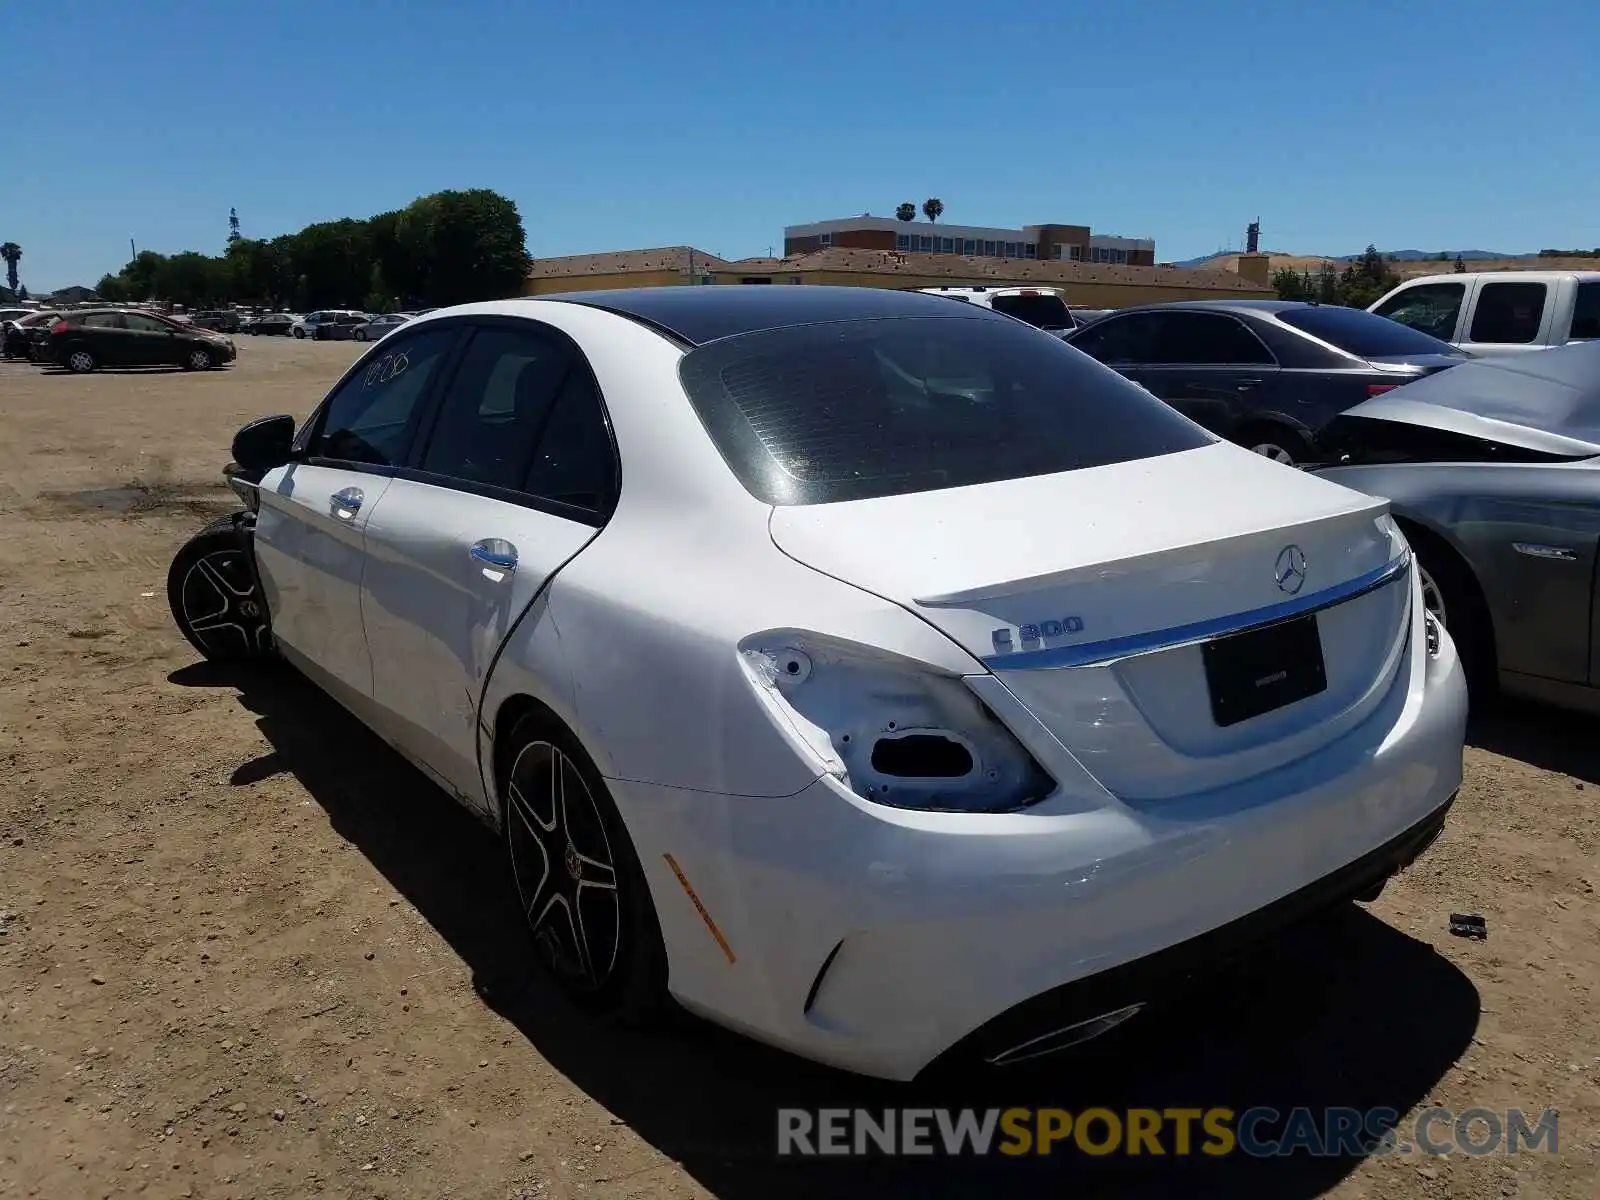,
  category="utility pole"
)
[130,238,137,260]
